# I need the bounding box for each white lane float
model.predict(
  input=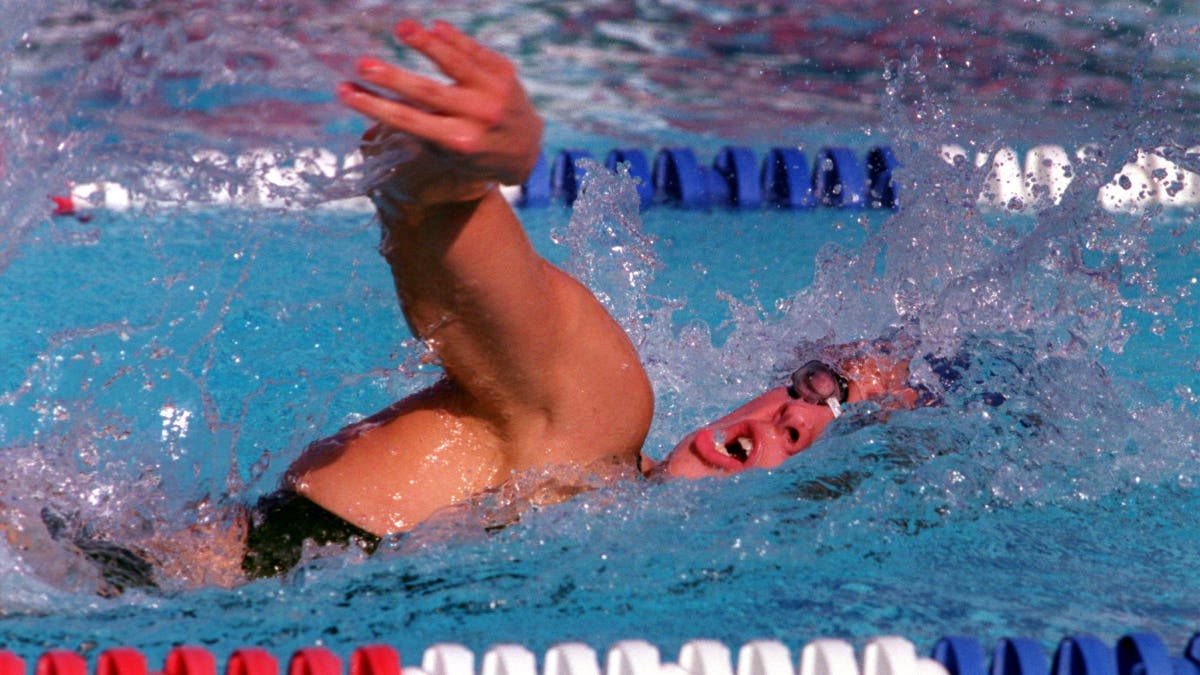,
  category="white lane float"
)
[939,143,1200,213]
